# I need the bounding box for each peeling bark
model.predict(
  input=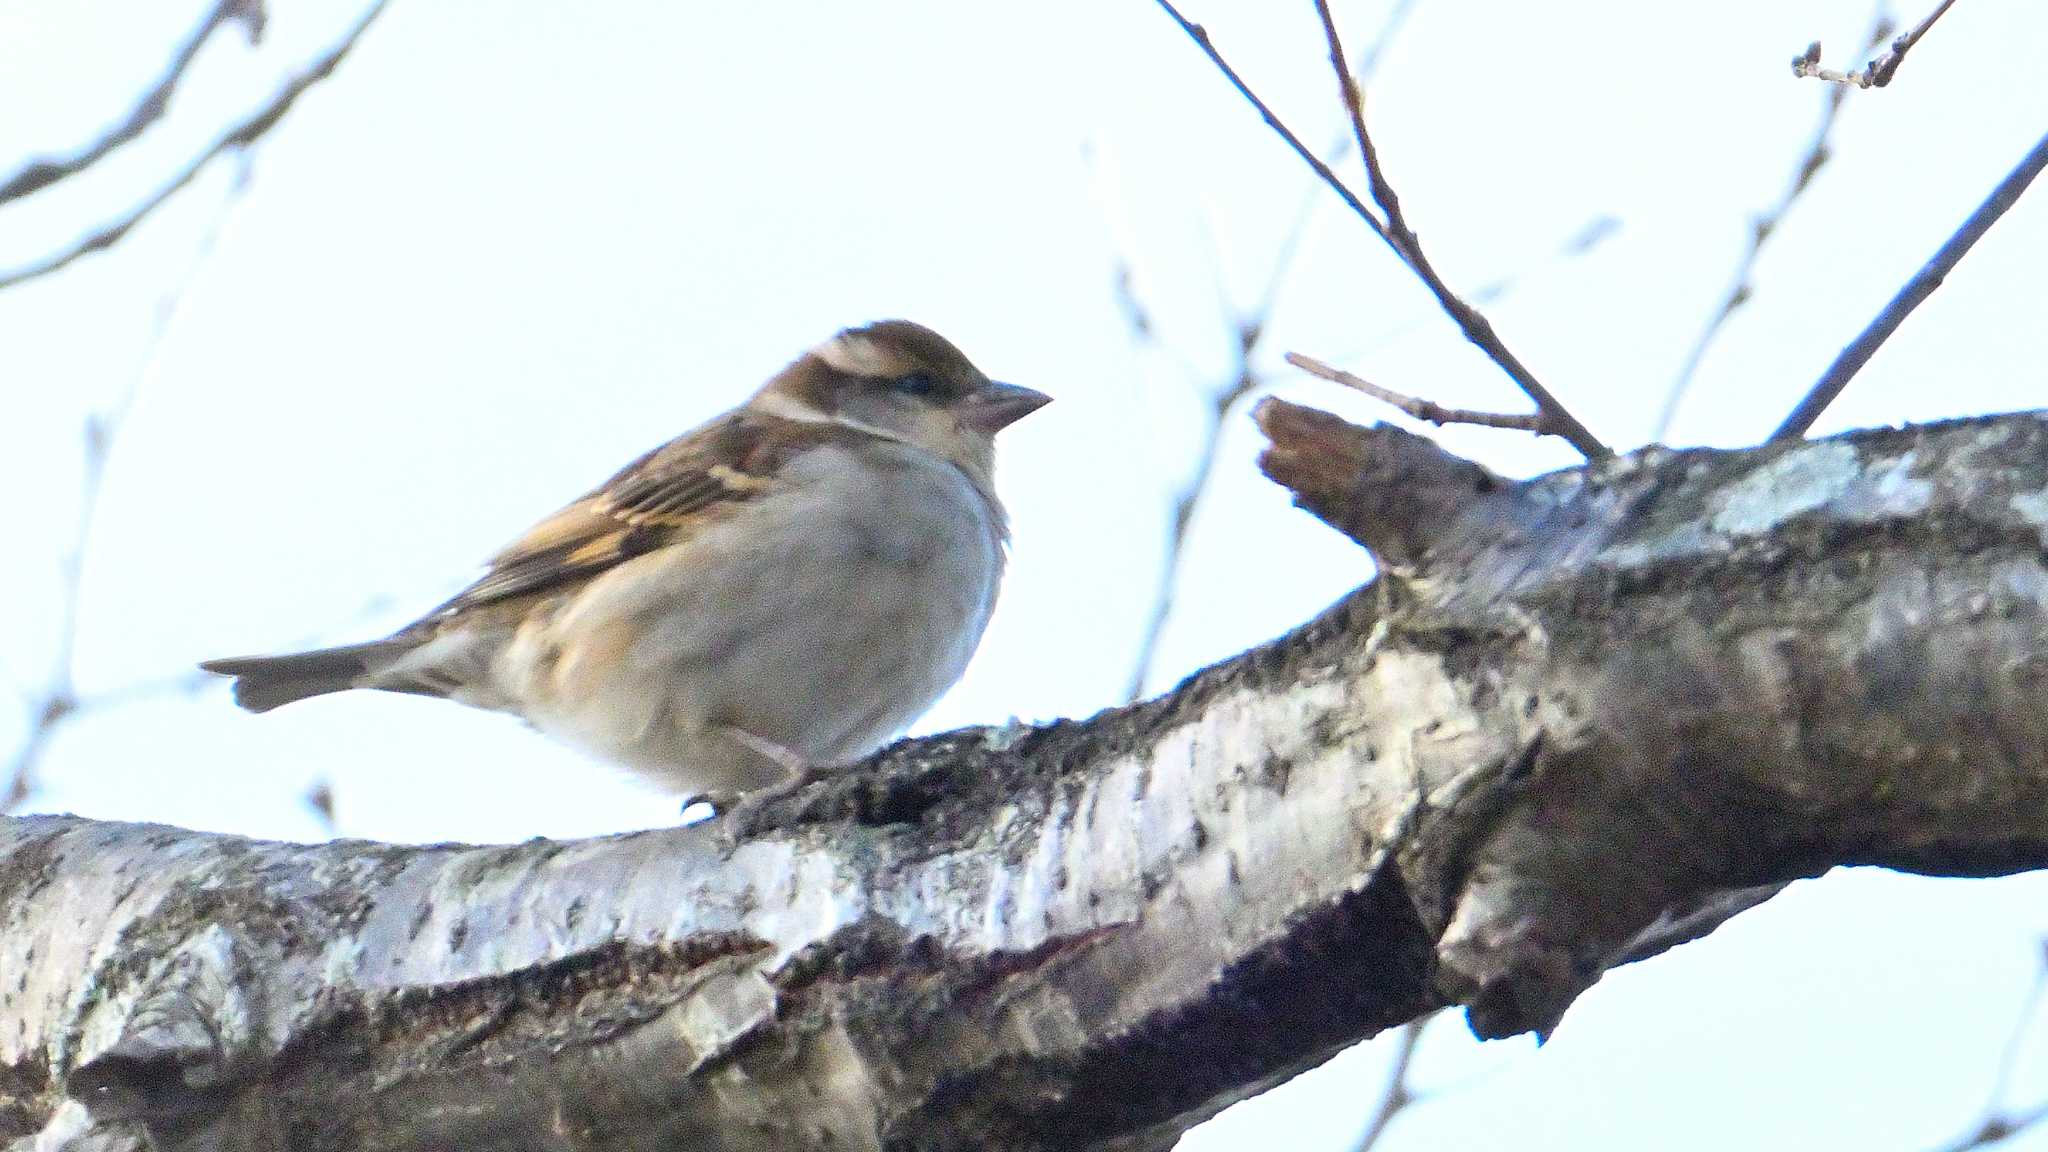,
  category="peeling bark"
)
[6,406,2048,1151]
